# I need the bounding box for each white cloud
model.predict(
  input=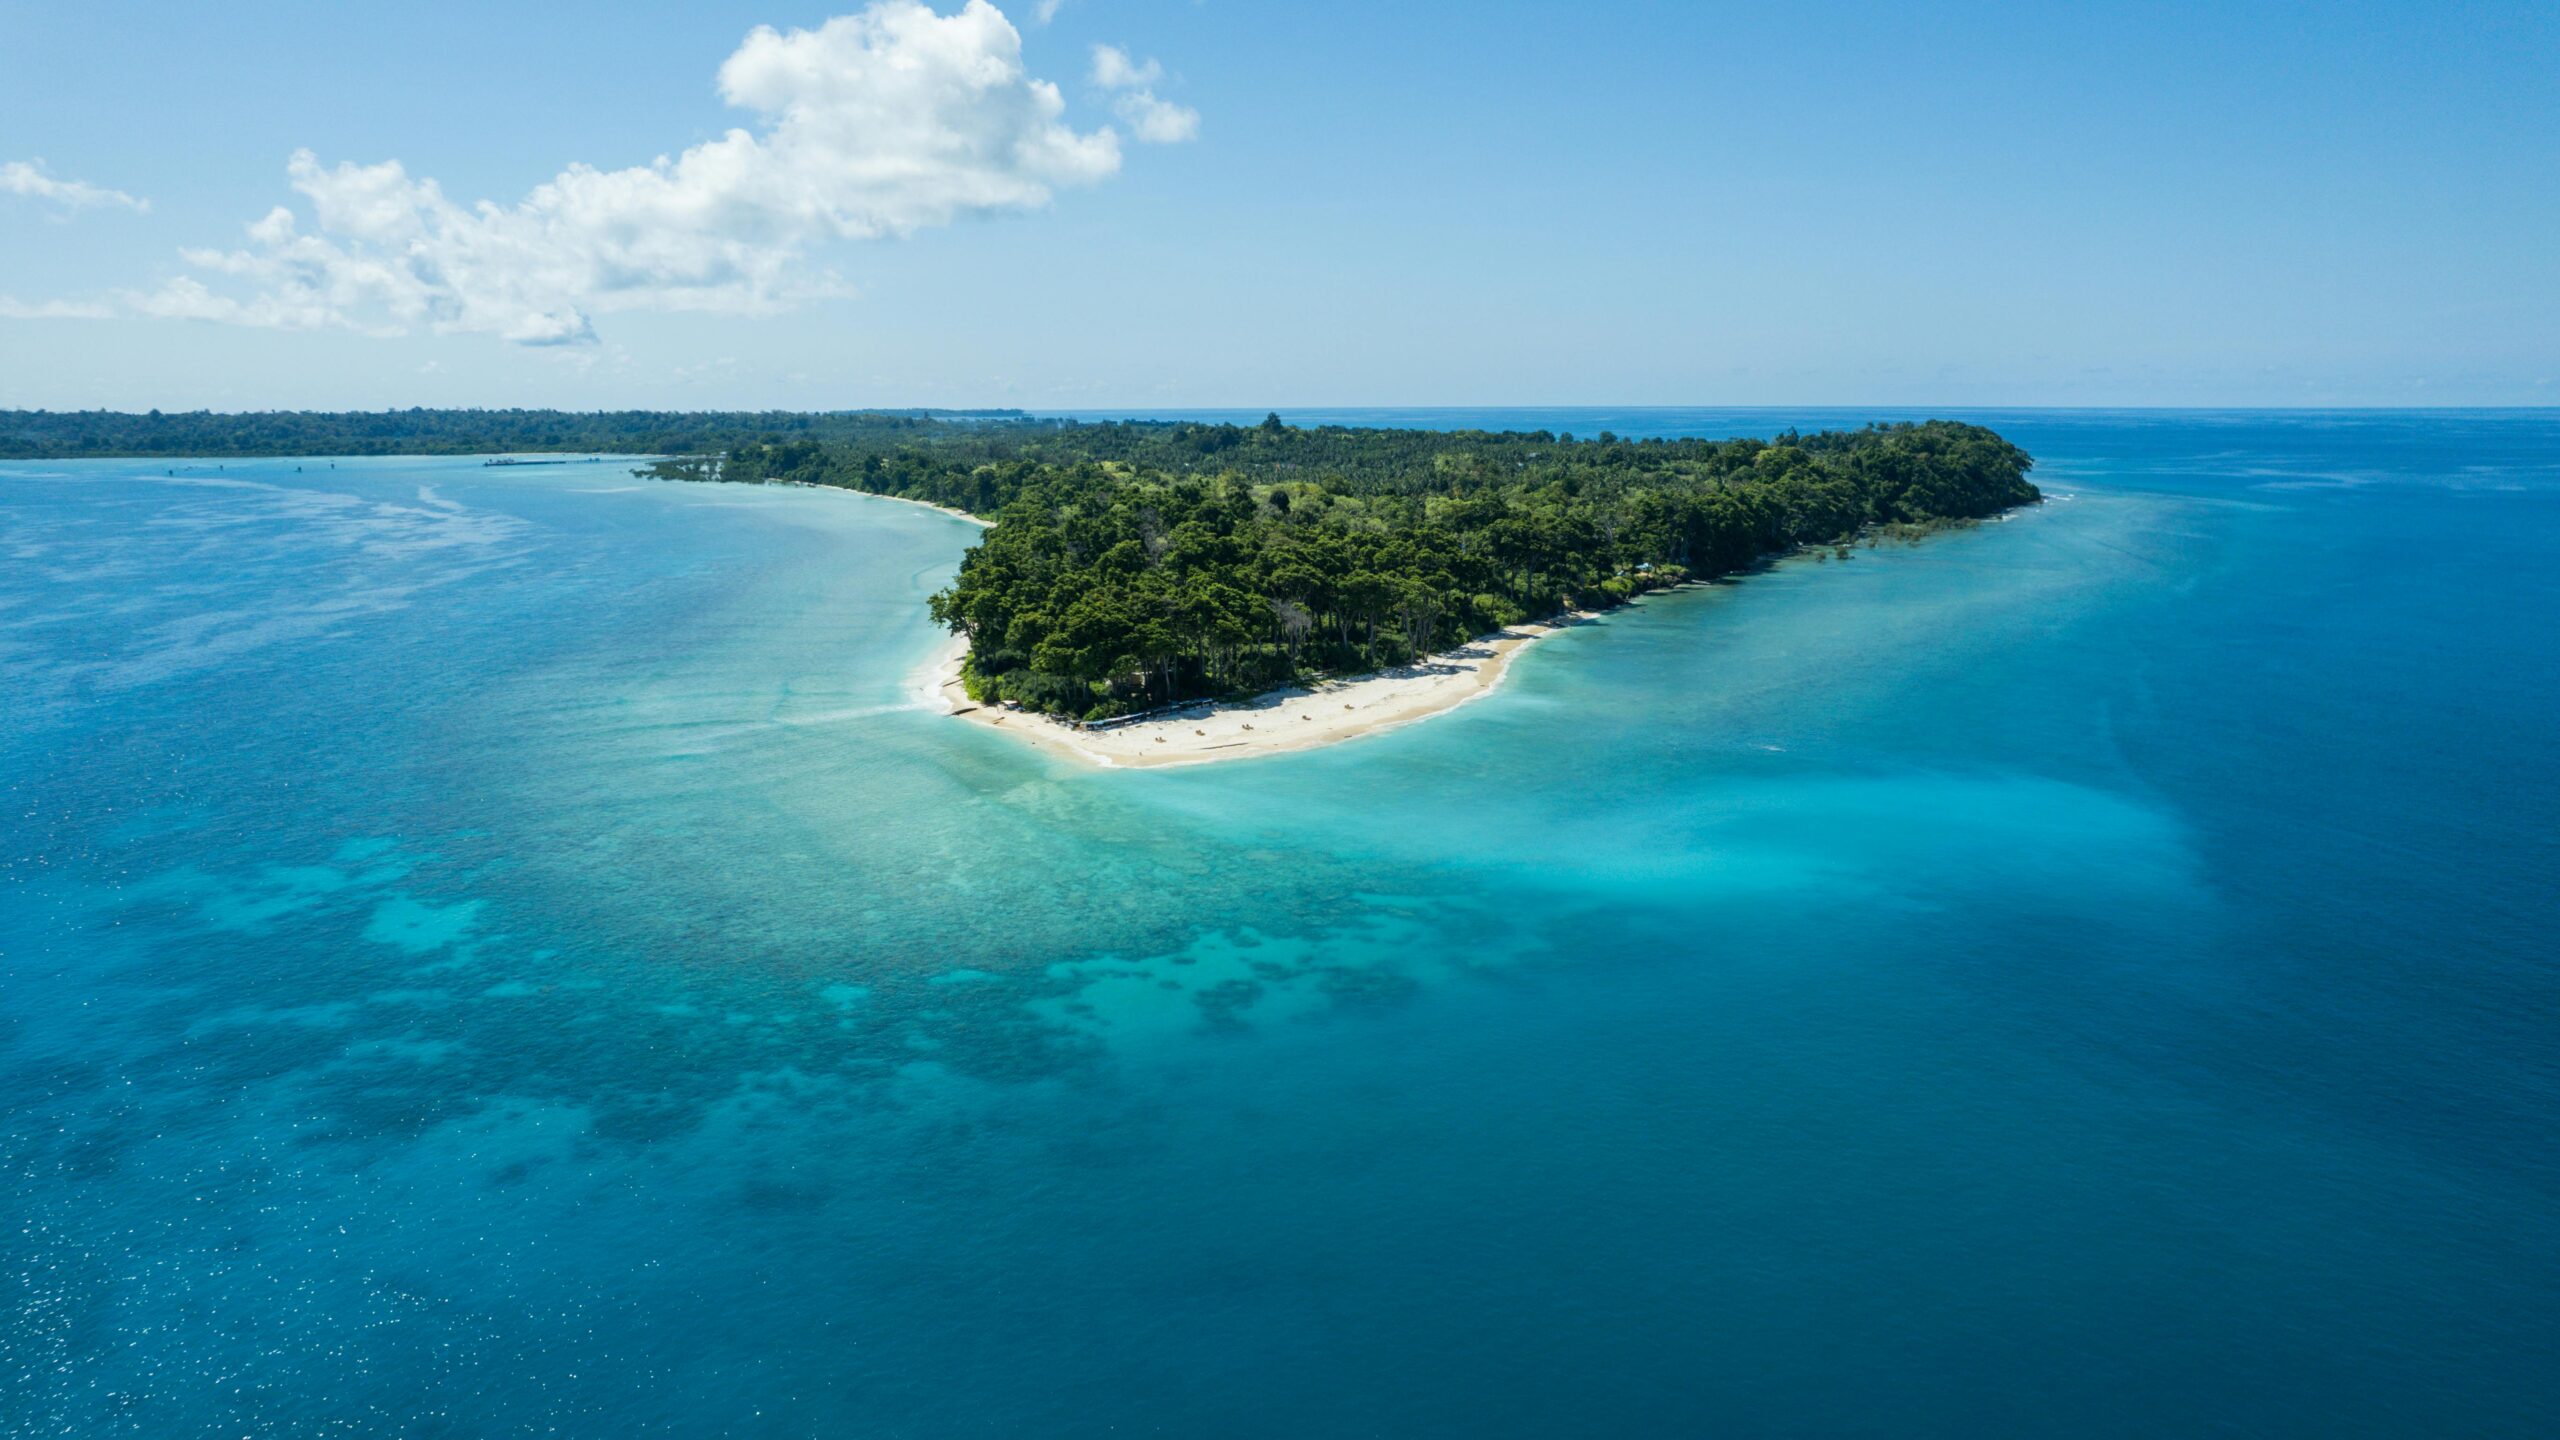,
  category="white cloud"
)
[95,1,1151,345]
[0,295,117,319]
[1033,0,1067,21]
[1090,45,1162,90]
[1117,92,1201,144]
[1,159,149,215]
[1090,44,1199,146]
